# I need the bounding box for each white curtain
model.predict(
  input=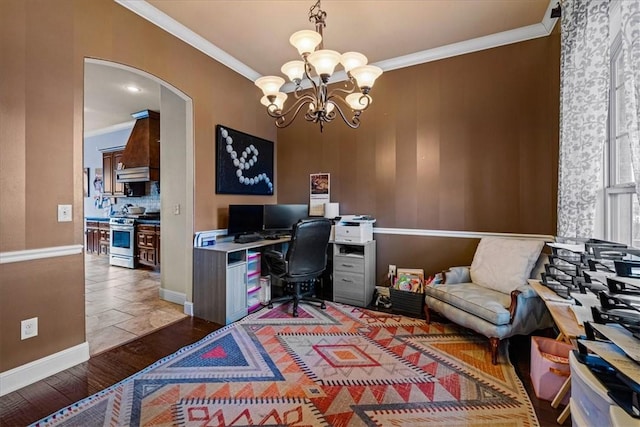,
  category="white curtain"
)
[620,0,640,203]
[557,0,610,238]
